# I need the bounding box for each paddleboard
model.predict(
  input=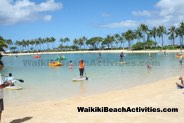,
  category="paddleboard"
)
[6,86,23,90]
[72,77,86,82]
[118,61,126,64]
